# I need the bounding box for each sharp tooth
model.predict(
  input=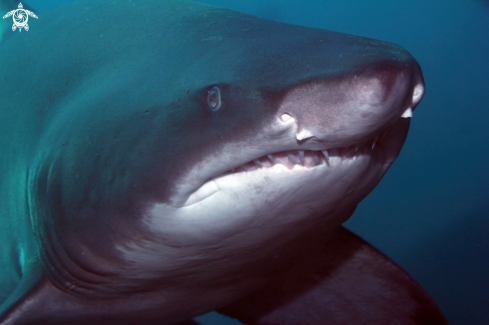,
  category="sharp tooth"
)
[401,107,413,118]
[312,151,320,165]
[322,150,330,166]
[354,146,359,153]
[298,151,305,165]
[287,151,299,164]
[253,159,262,167]
[372,136,379,150]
